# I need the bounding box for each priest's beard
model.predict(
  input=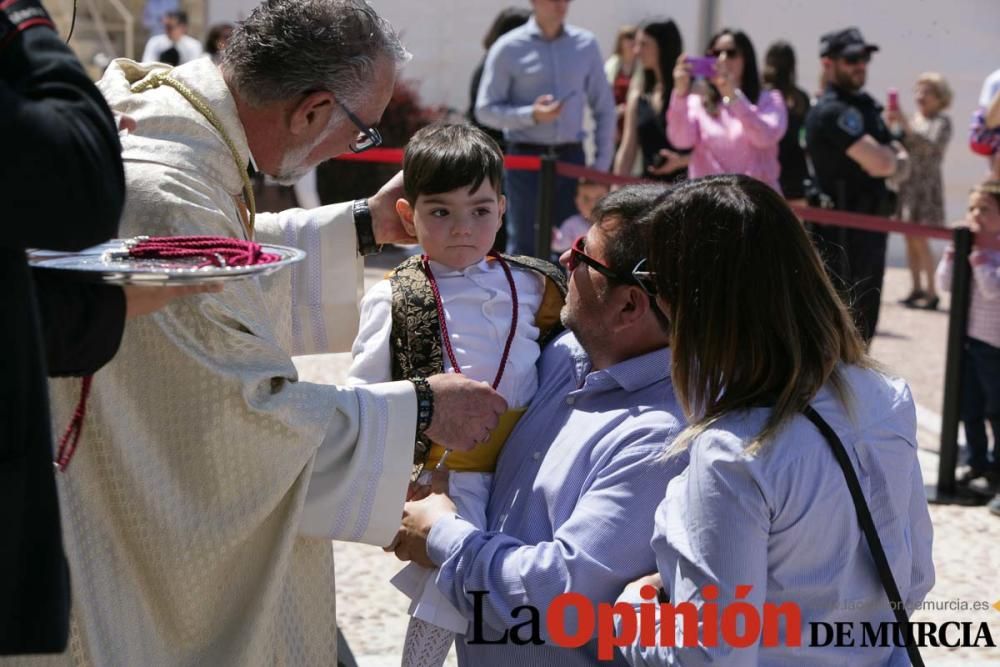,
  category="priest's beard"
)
[273,135,324,185]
